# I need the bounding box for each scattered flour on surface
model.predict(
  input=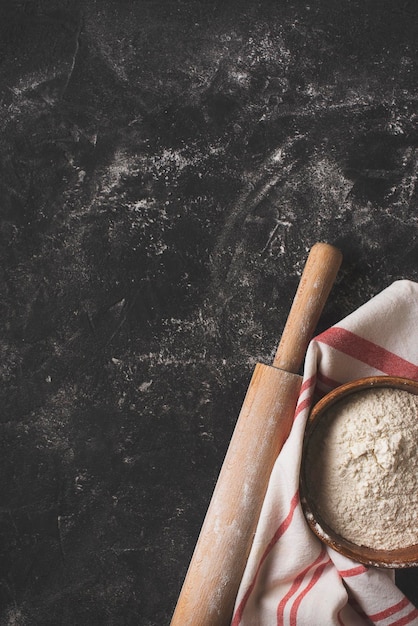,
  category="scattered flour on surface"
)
[306,387,418,550]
